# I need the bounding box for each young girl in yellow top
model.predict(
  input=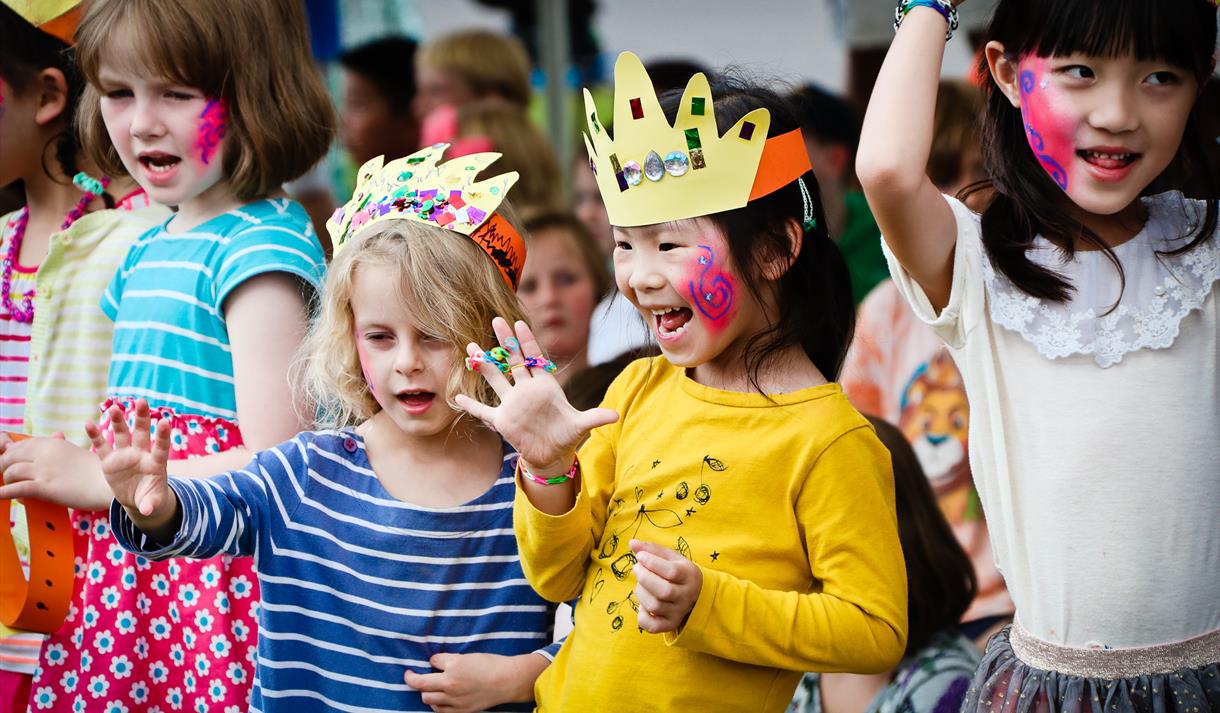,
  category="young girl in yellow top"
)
[458,54,908,712]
